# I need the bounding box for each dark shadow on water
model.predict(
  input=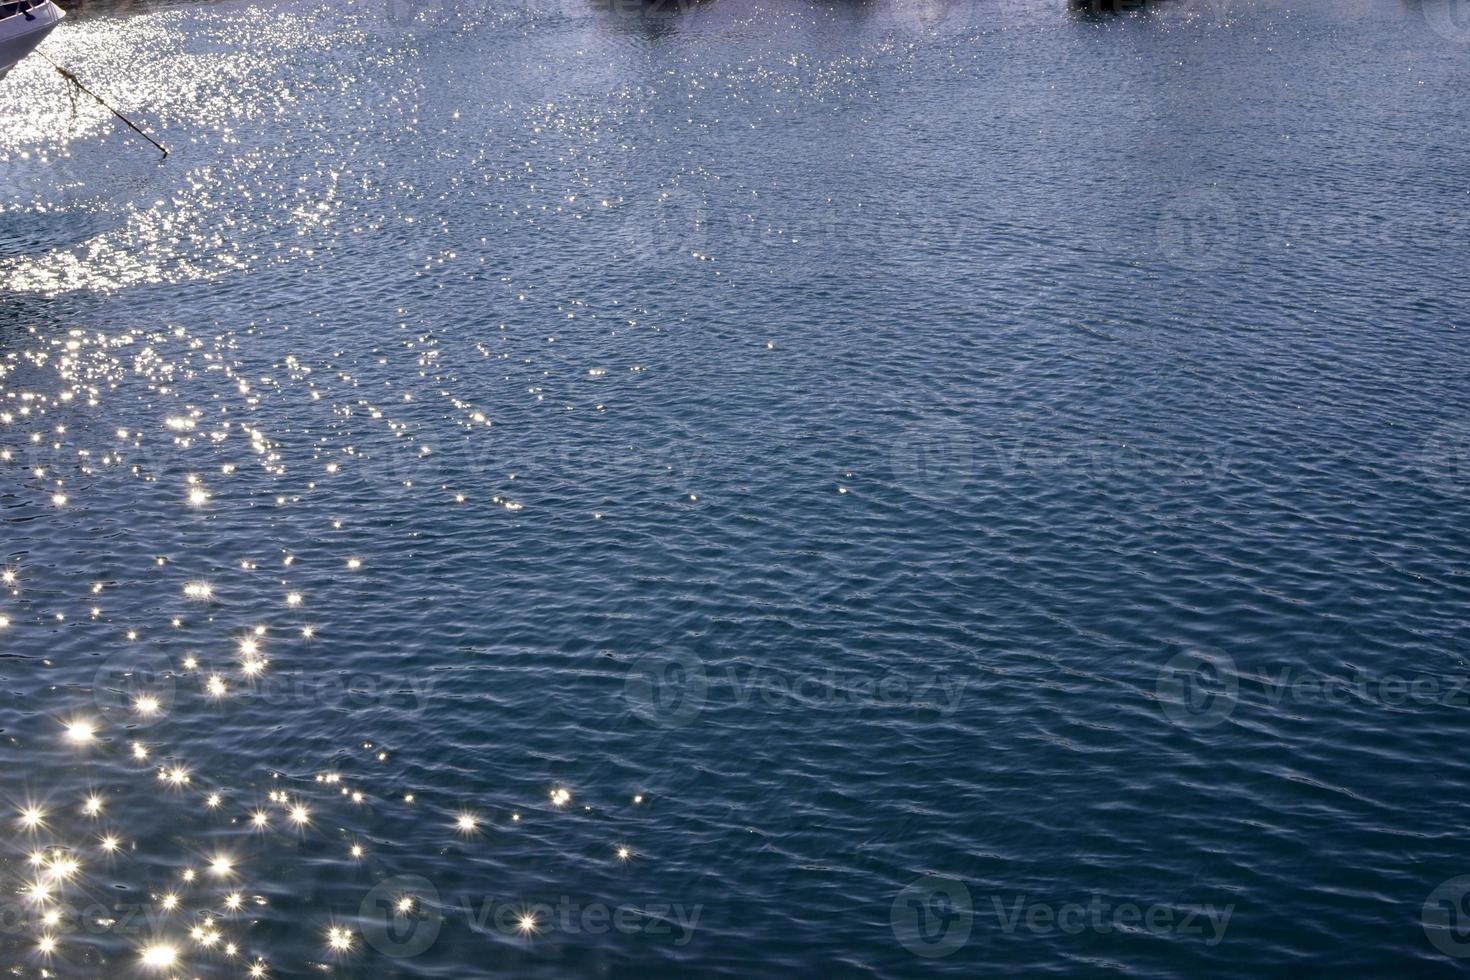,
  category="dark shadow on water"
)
[1068,0,1165,16]
[805,0,880,29]
[589,0,714,10]
[587,0,715,34]
[586,0,1178,34]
